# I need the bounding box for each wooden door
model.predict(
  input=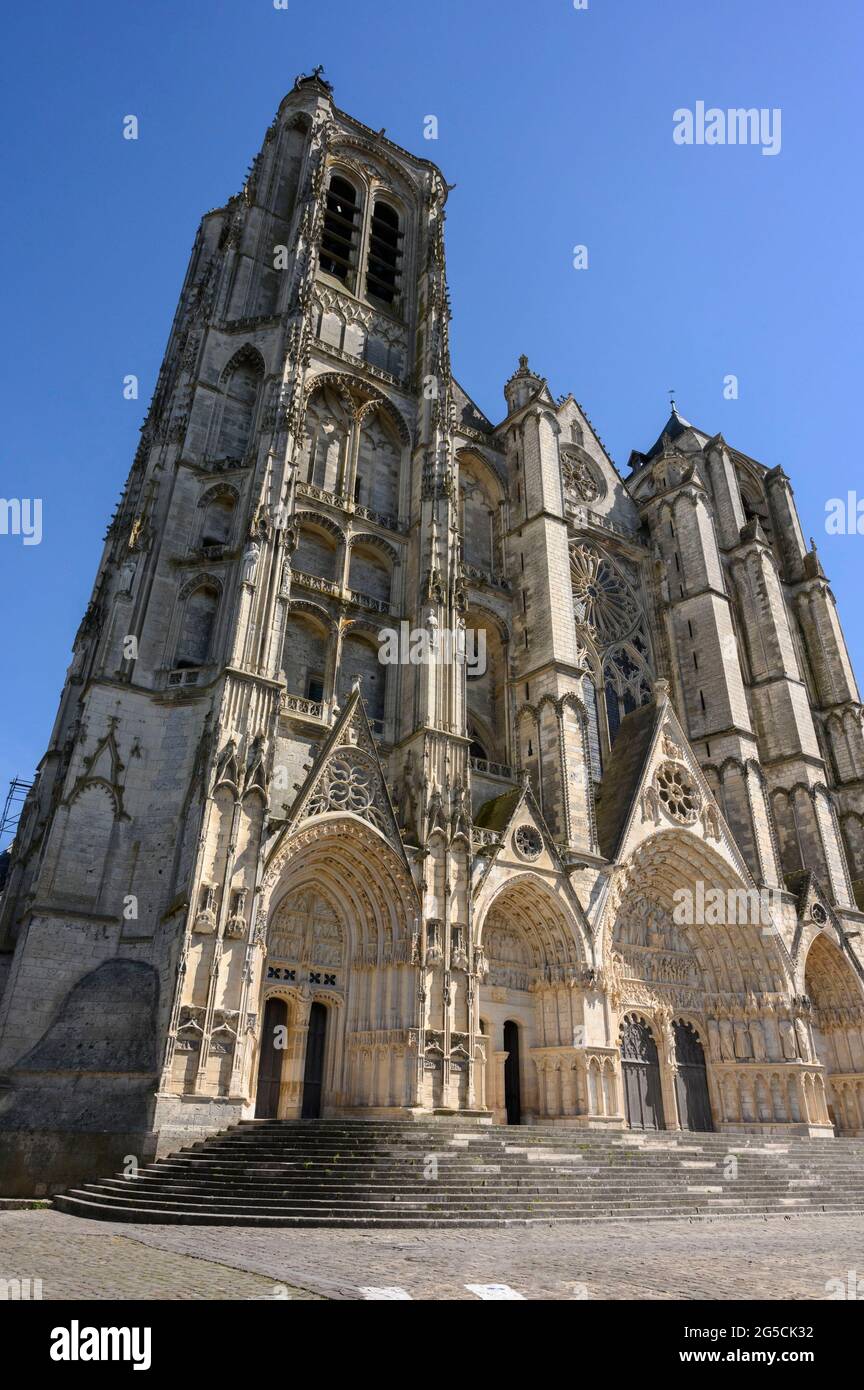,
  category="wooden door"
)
[620,1015,665,1130]
[255,997,288,1118]
[301,1002,327,1119]
[674,1020,713,1131]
